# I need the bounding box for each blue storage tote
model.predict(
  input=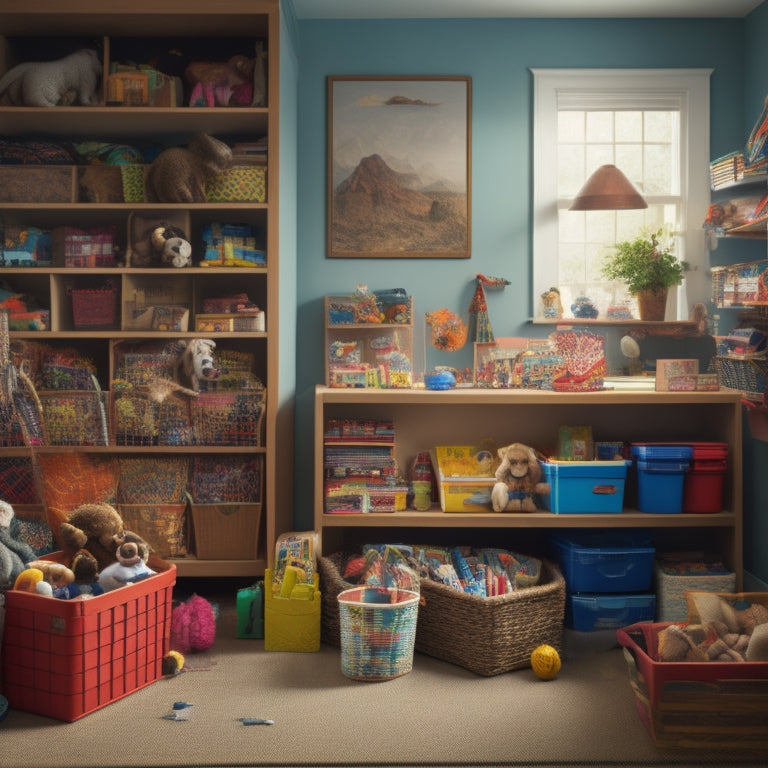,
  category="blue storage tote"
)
[550,532,655,593]
[631,444,693,514]
[540,460,629,514]
[566,592,656,631]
